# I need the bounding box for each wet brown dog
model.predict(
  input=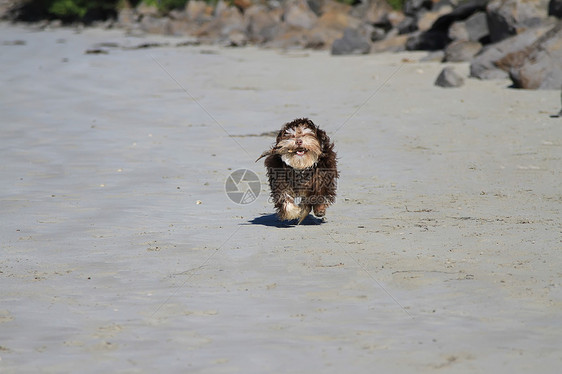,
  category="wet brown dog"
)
[257,118,338,223]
